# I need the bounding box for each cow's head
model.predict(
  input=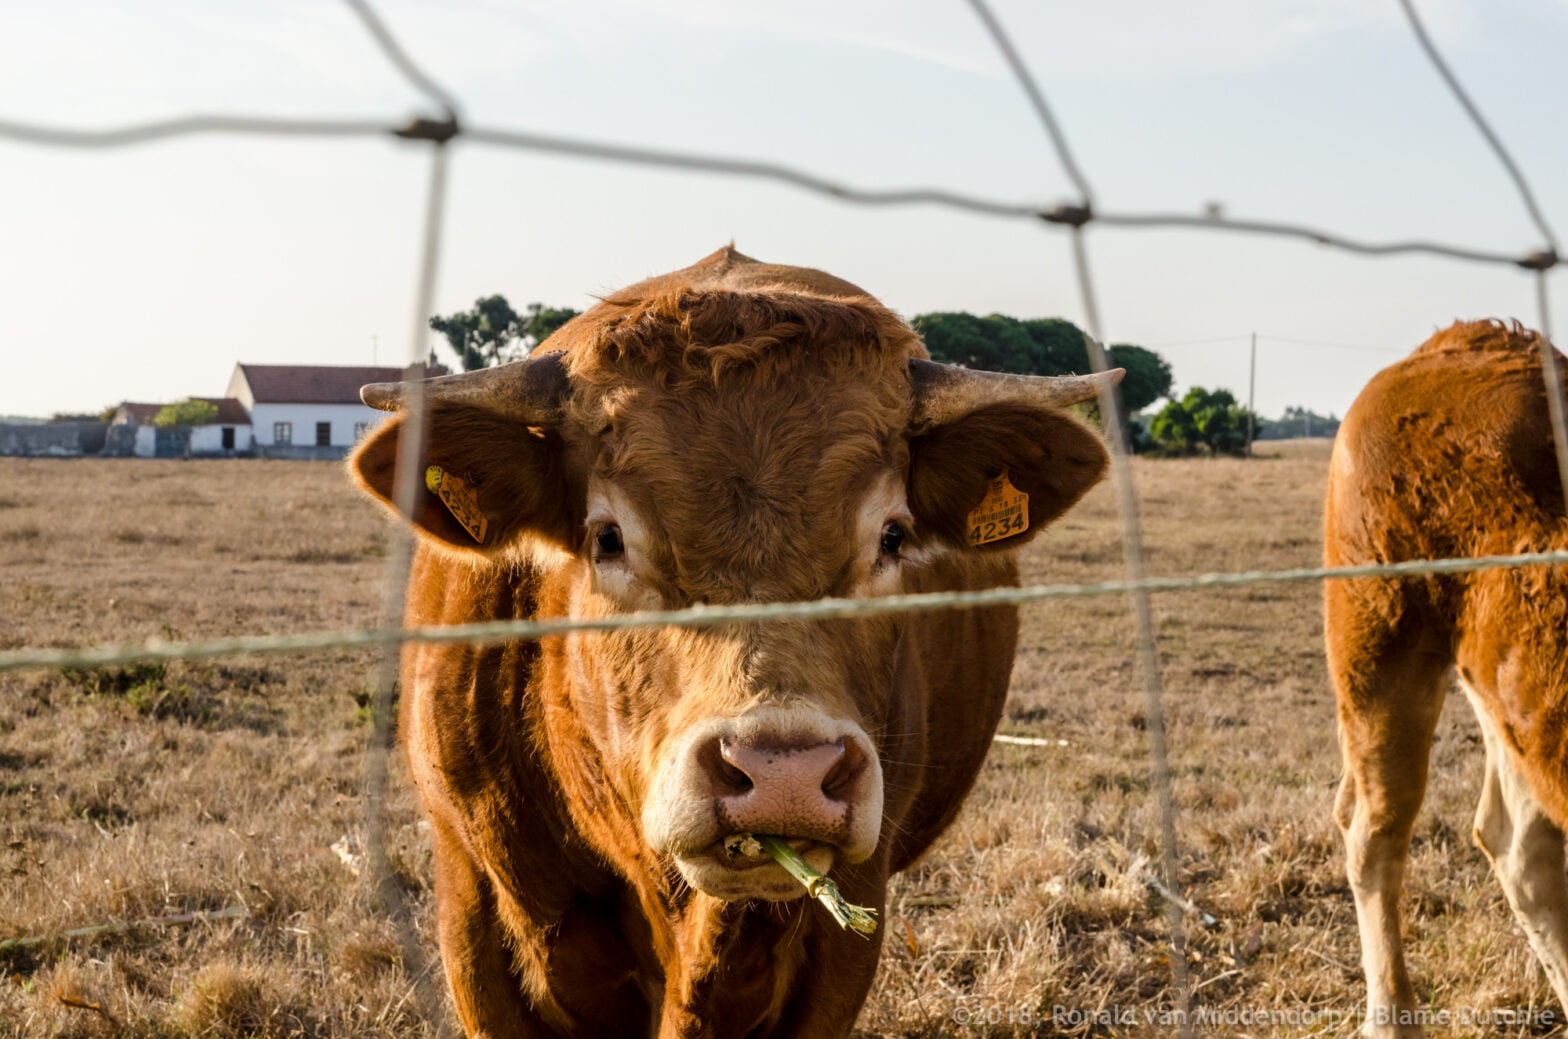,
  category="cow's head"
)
[352,285,1114,901]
